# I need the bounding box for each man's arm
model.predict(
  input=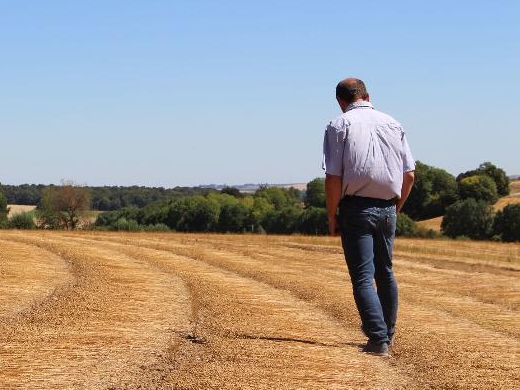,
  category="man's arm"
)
[396,171,415,213]
[325,174,343,236]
